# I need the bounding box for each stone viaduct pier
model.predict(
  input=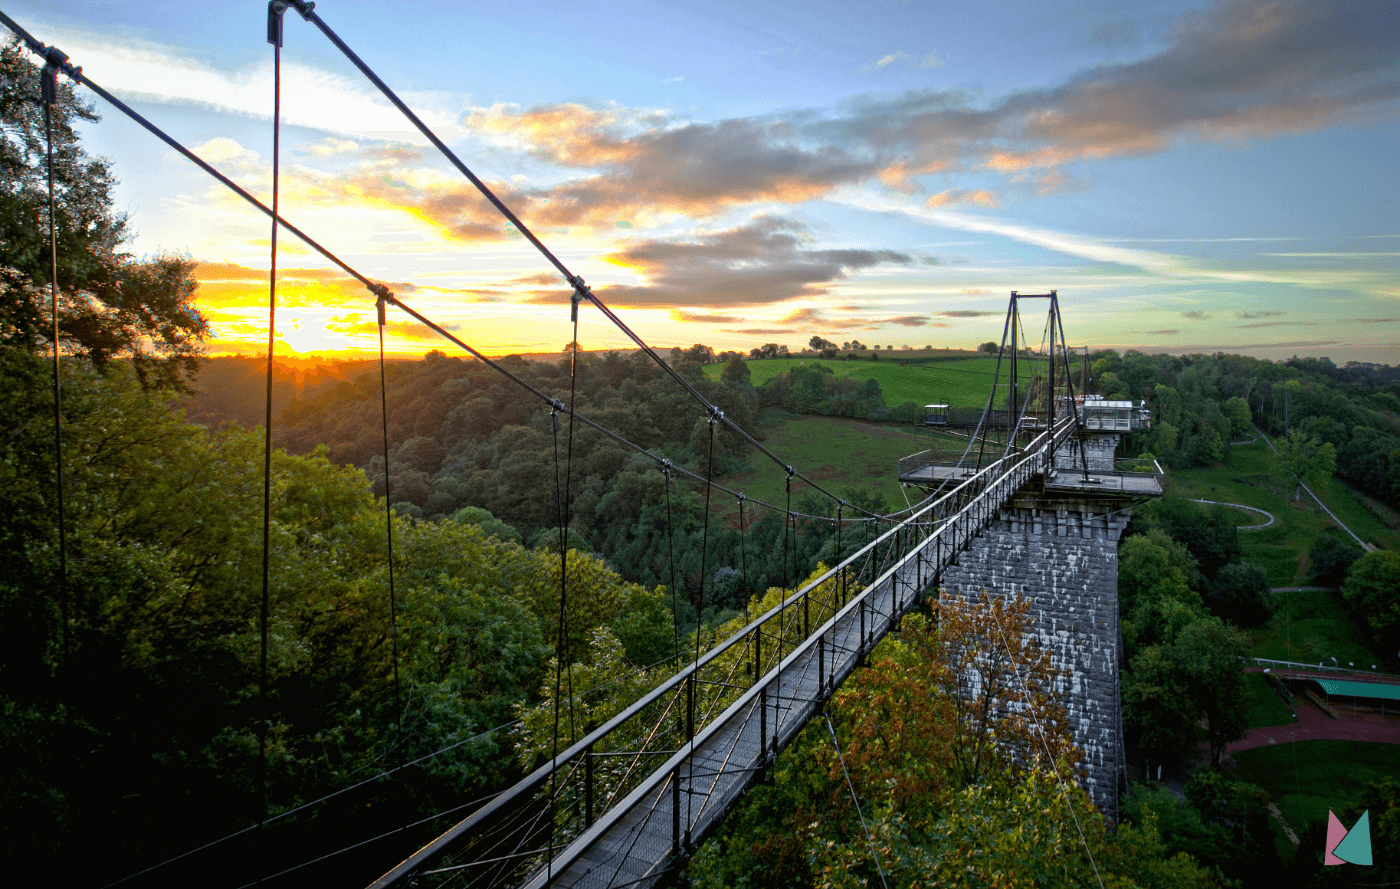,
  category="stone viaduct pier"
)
[899,423,1161,818]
